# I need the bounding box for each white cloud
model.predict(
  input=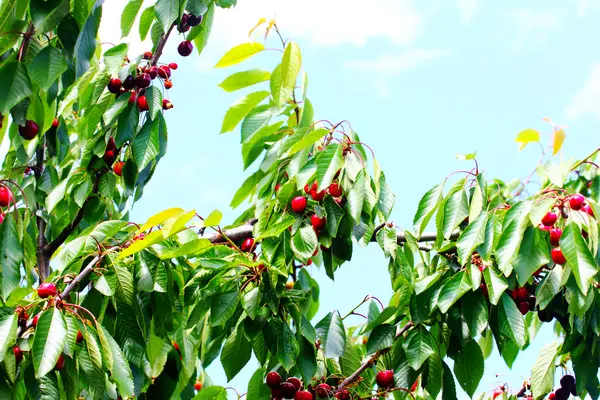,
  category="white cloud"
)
[344,49,448,97]
[457,0,477,23]
[566,63,600,119]
[344,49,449,72]
[100,0,423,66]
[509,9,561,52]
